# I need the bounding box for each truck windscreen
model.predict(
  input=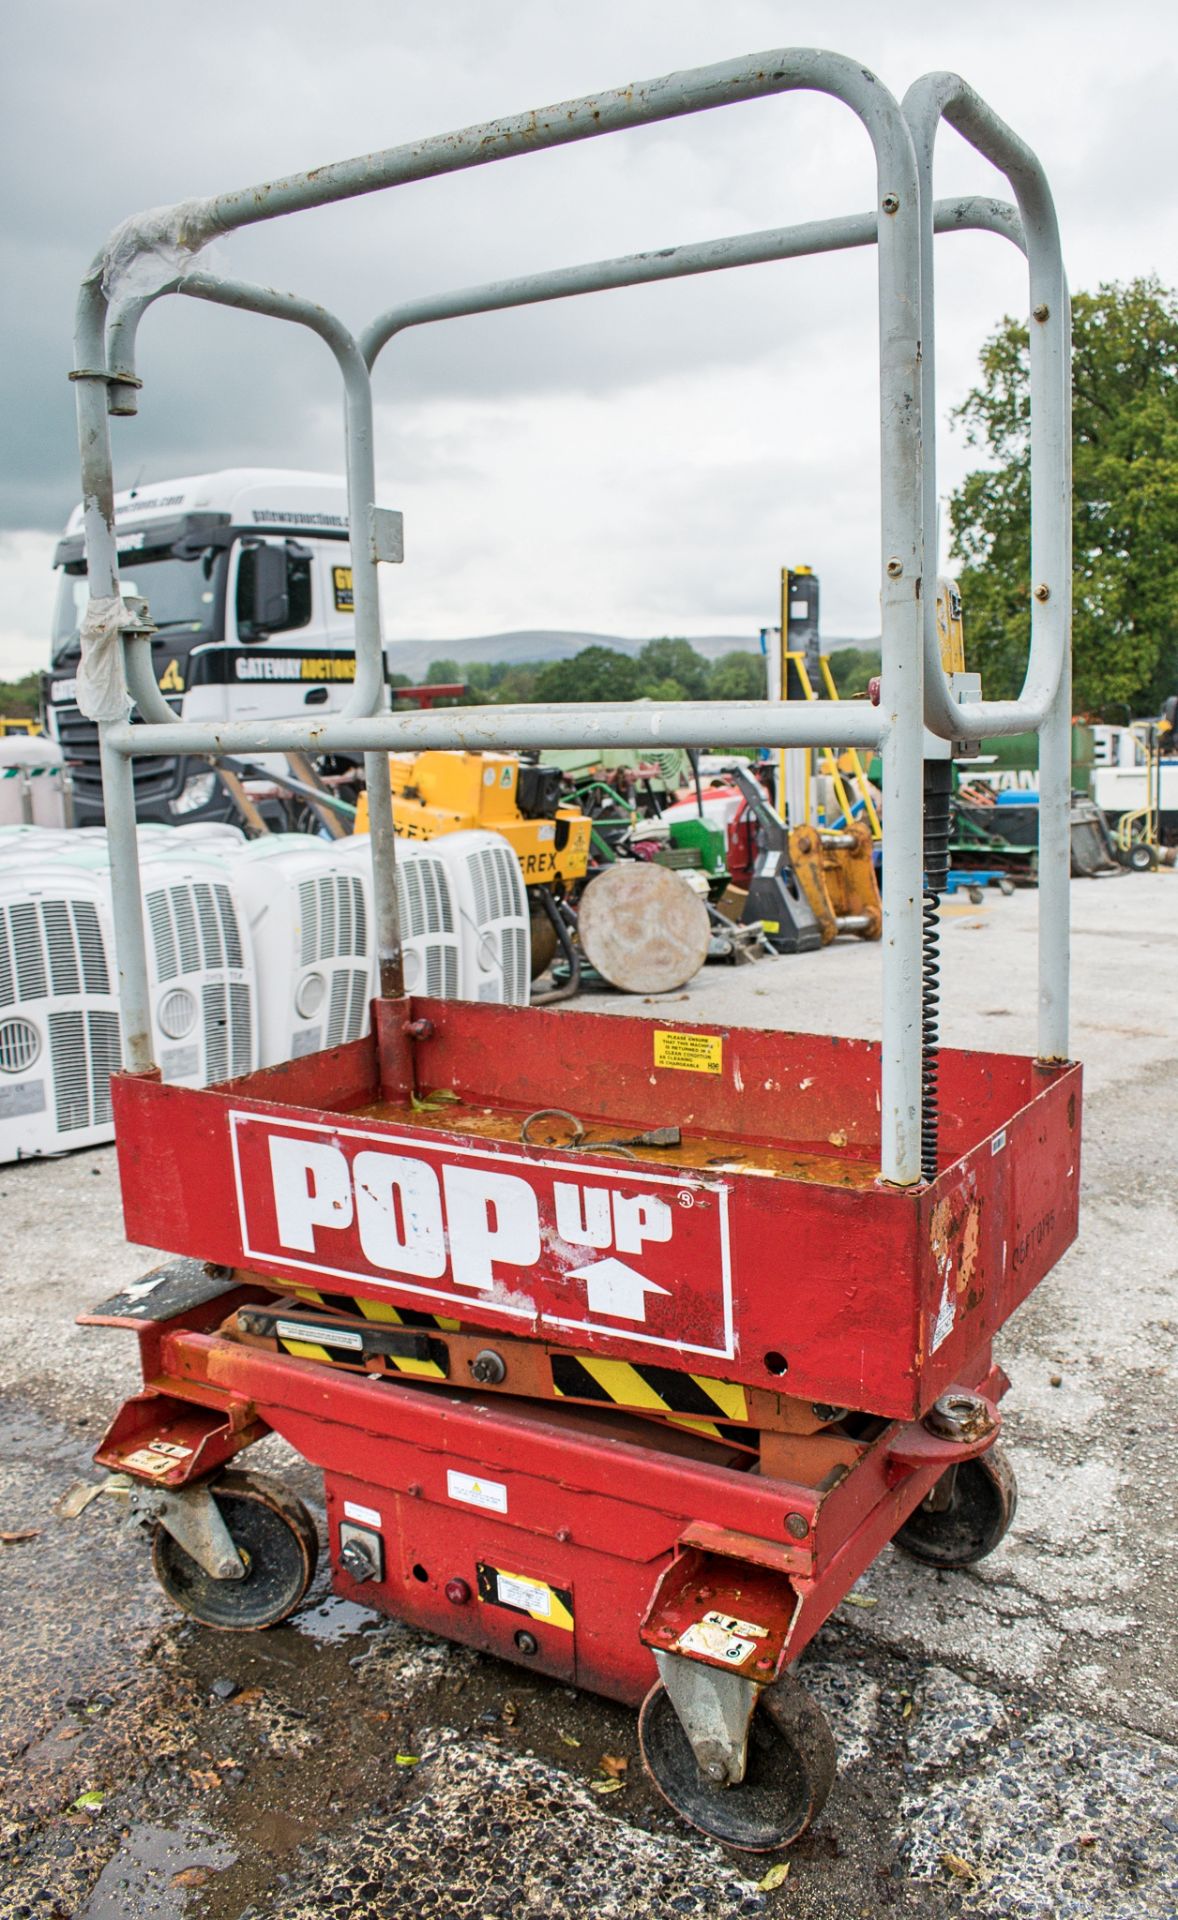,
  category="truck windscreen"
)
[52,549,224,663]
